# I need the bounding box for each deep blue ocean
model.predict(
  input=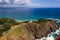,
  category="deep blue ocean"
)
[0,8,60,21]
